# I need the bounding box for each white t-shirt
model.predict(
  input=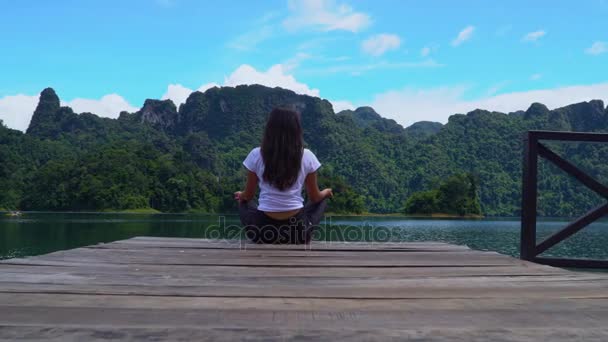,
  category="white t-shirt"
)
[243,147,321,212]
